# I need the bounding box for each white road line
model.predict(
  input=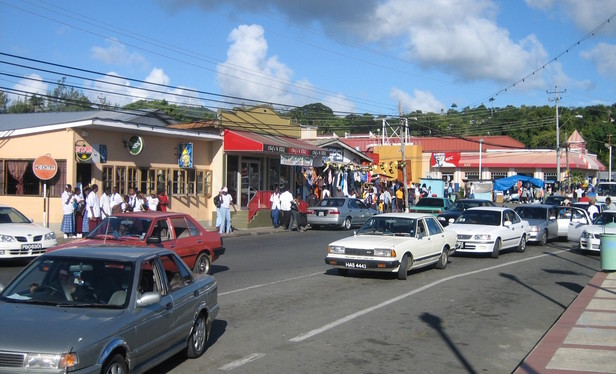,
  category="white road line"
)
[290,250,565,343]
[219,353,266,371]
[219,272,323,296]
